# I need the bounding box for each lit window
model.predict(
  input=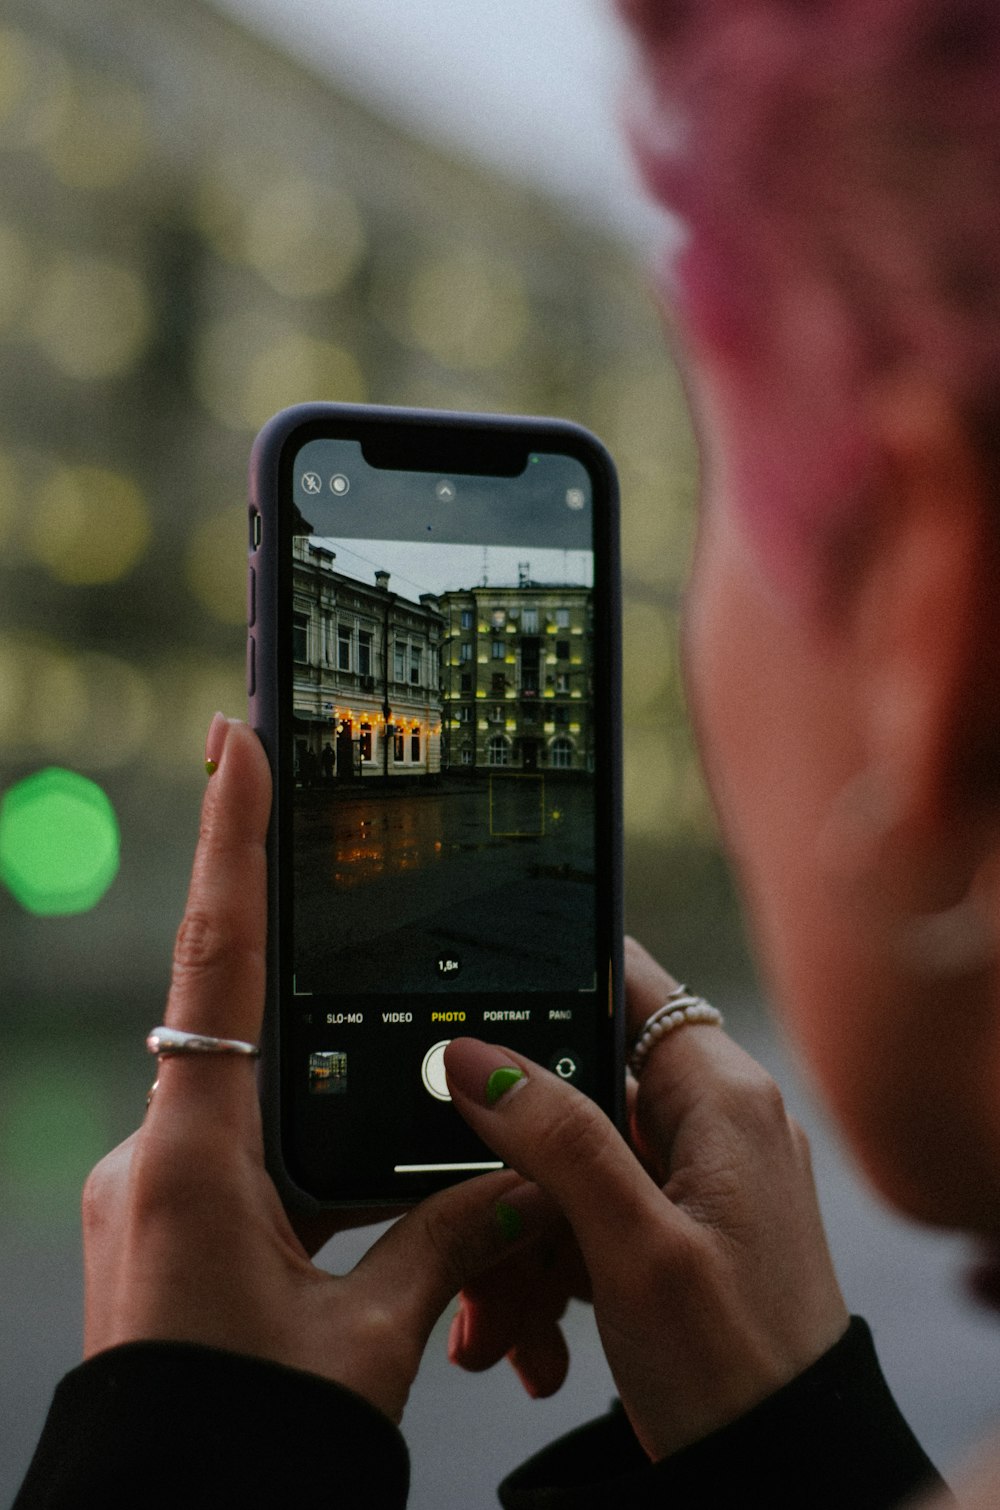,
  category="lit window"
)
[487,735,510,767]
[550,737,573,769]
